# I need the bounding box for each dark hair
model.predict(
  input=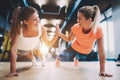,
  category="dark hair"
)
[9,6,37,38]
[78,5,100,33]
